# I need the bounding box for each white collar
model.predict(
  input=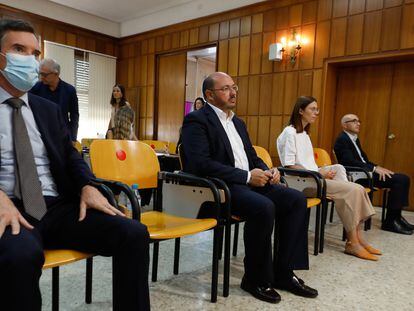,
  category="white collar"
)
[0,86,30,108]
[207,102,234,122]
[345,130,358,142]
